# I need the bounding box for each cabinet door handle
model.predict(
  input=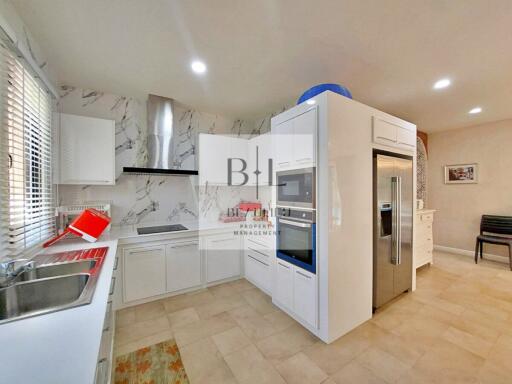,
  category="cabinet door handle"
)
[113,256,119,270]
[248,247,269,257]
[103,301,112,332]
[296,157,312,162]
[95,358,108,384]
[170,242,198,249]
[109,277,116,295]
[129,248,163,255]
[376,135,396,143]
[296,270,311,279]
[248,254,269,267]
[278,262,290,269]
